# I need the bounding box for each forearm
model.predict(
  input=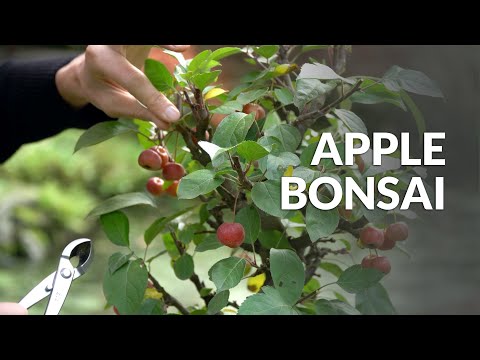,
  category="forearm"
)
[0,56,110,163]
